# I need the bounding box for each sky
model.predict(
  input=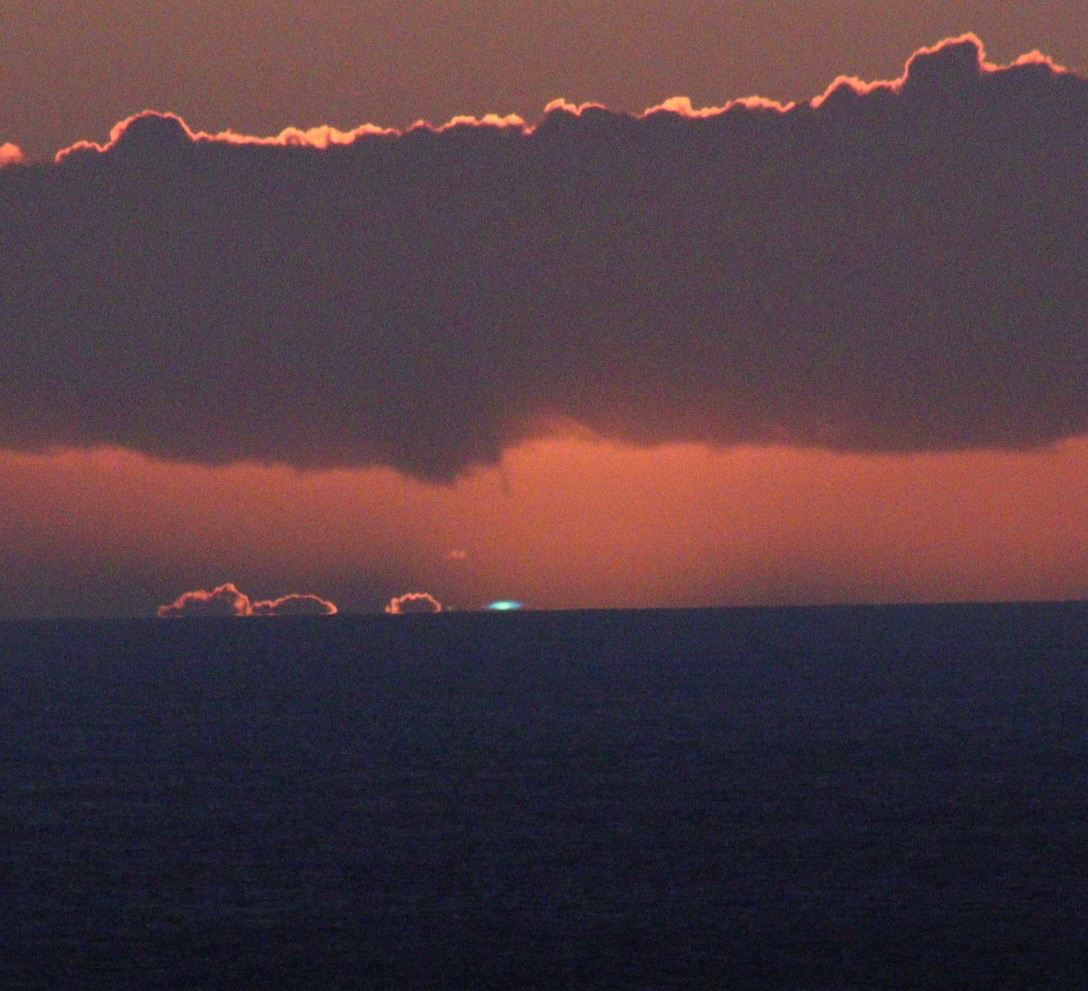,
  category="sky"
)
[2,3,1088,616]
